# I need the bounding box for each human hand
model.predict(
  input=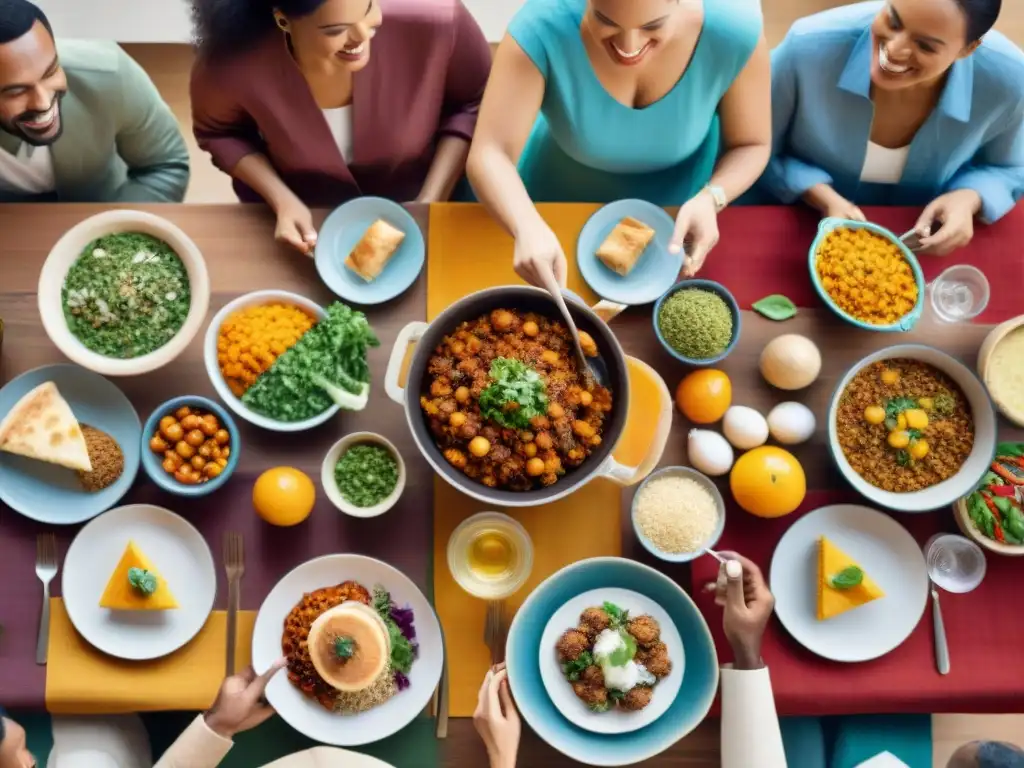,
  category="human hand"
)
[703,553,775,670]
[914,189,982,256]
[513,223,567,289]
[274,198,318,256]
[204,658,286,739]
[670,190,719,277]
[473,663,521,768]
[822,197,866,222]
